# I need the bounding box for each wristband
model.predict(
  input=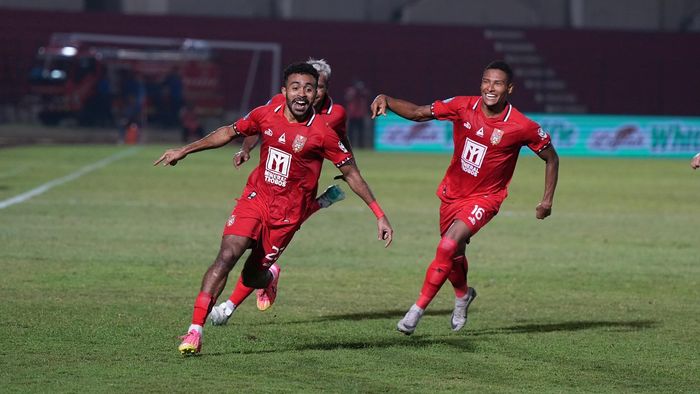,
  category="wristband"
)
[368,201,385,219]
